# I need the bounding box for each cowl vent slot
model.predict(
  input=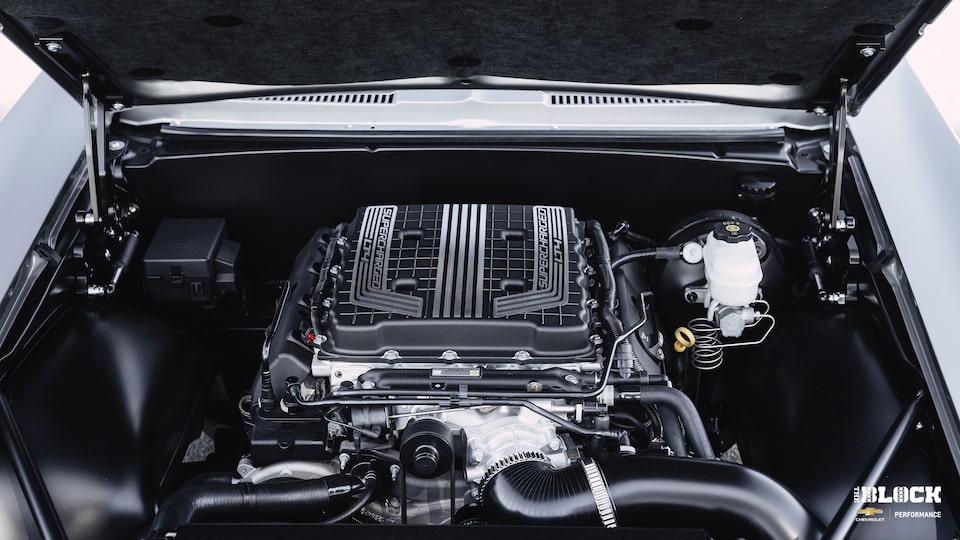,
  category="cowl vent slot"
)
[247,93,396,104]
[547,93,695,106]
